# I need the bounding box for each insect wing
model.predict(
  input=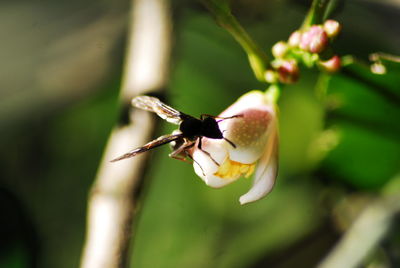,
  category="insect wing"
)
[111,134,182,162]
[132,96,187,125]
